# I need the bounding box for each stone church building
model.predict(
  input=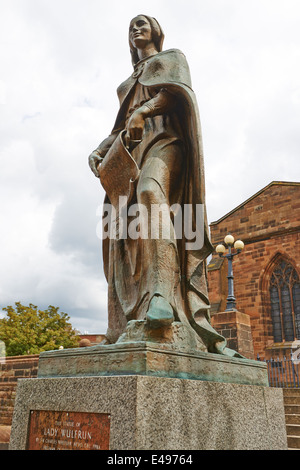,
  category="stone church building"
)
[208,181,300,360]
